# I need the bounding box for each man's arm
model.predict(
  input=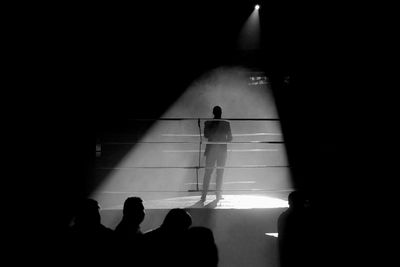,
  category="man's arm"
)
[203,121,210,139]
[226,122,232,142]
